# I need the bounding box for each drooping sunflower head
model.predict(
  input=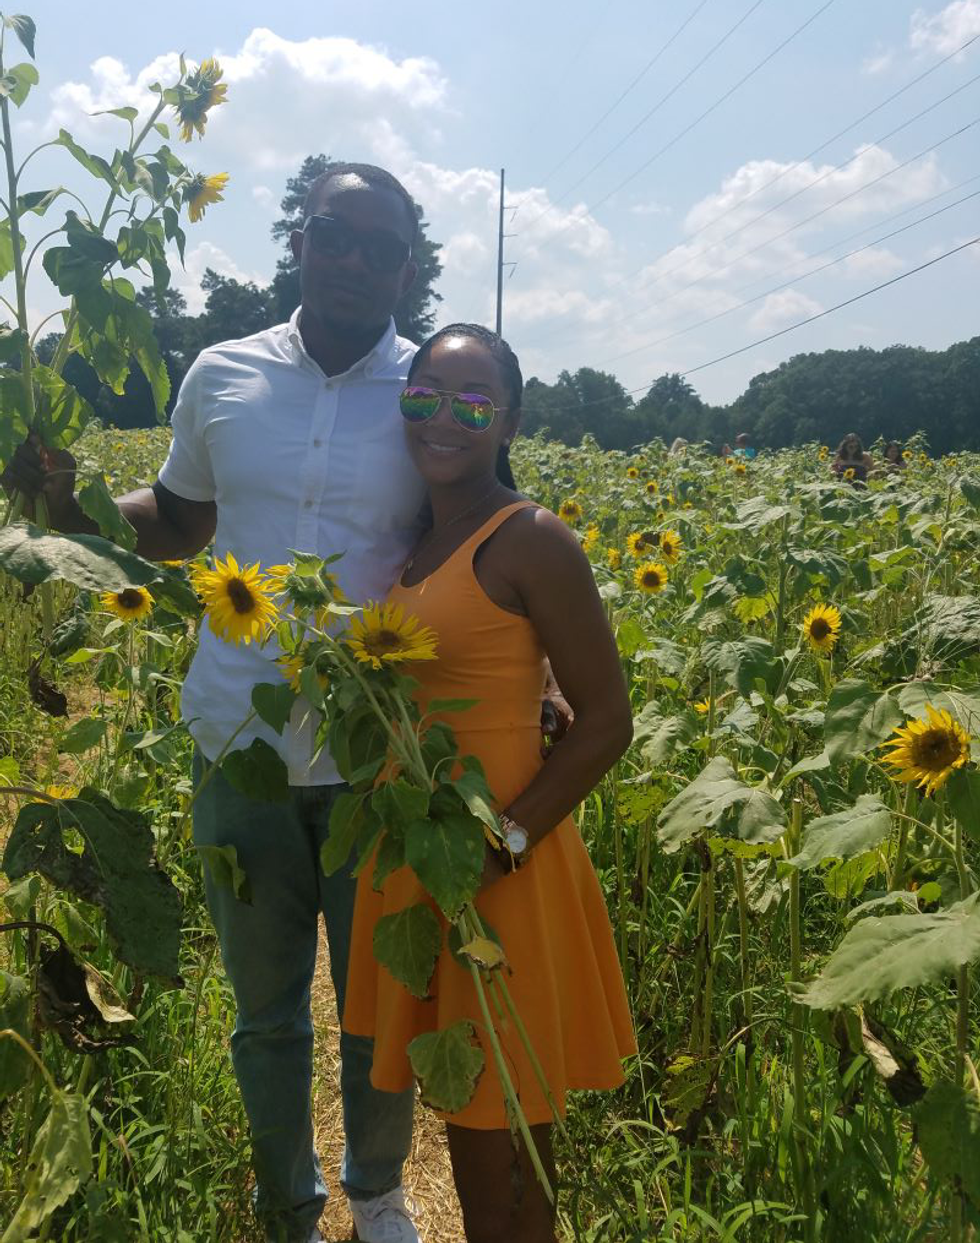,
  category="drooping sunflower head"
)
[659,529,682,563]
[190,552,280,646]
[558,498,584,525]
[802,603,842,653]
[184,172,229,223]
[582,525,600,555]
[174,57,228,142]
[881,704,971,798]
[626,466,640,480]
[607,547,622,570]
[346,602,438,671]
[626,531,656,558]
[101,586,153,622]
[634,562,669,594]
